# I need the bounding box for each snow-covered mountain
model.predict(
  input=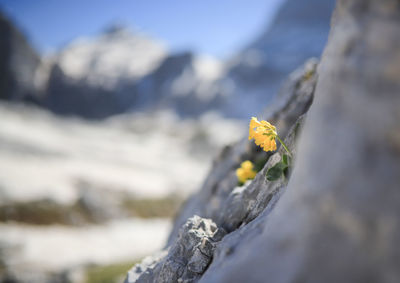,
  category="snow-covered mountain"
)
[56,26,167,89]
[42,26,167,118]
[1,0,336,119]
[42,26,227,118]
